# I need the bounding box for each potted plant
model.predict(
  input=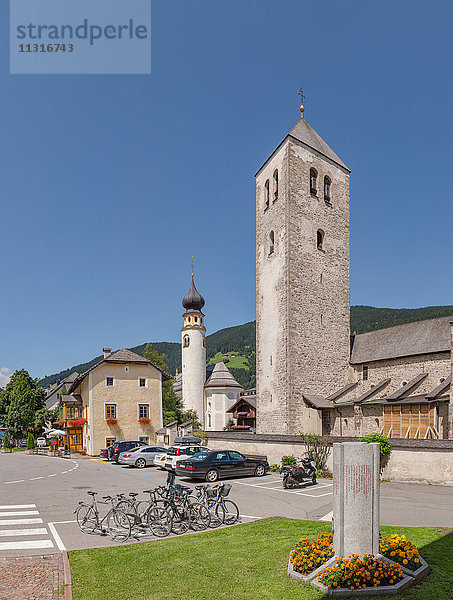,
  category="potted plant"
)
[77,418,87,427]
[106,417,117,426]
[2,433,12,453]
[138,417,150,425]
[58,420,64,427]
